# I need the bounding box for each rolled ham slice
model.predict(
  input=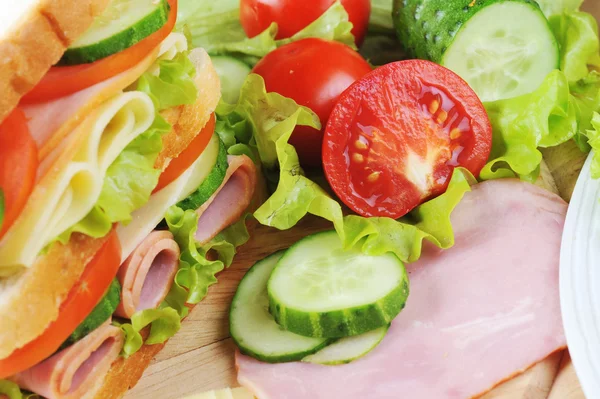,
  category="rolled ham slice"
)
[12,321,124,399]
[236,179,567,399]
[115,230,180,319]
[194,155,257,244]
